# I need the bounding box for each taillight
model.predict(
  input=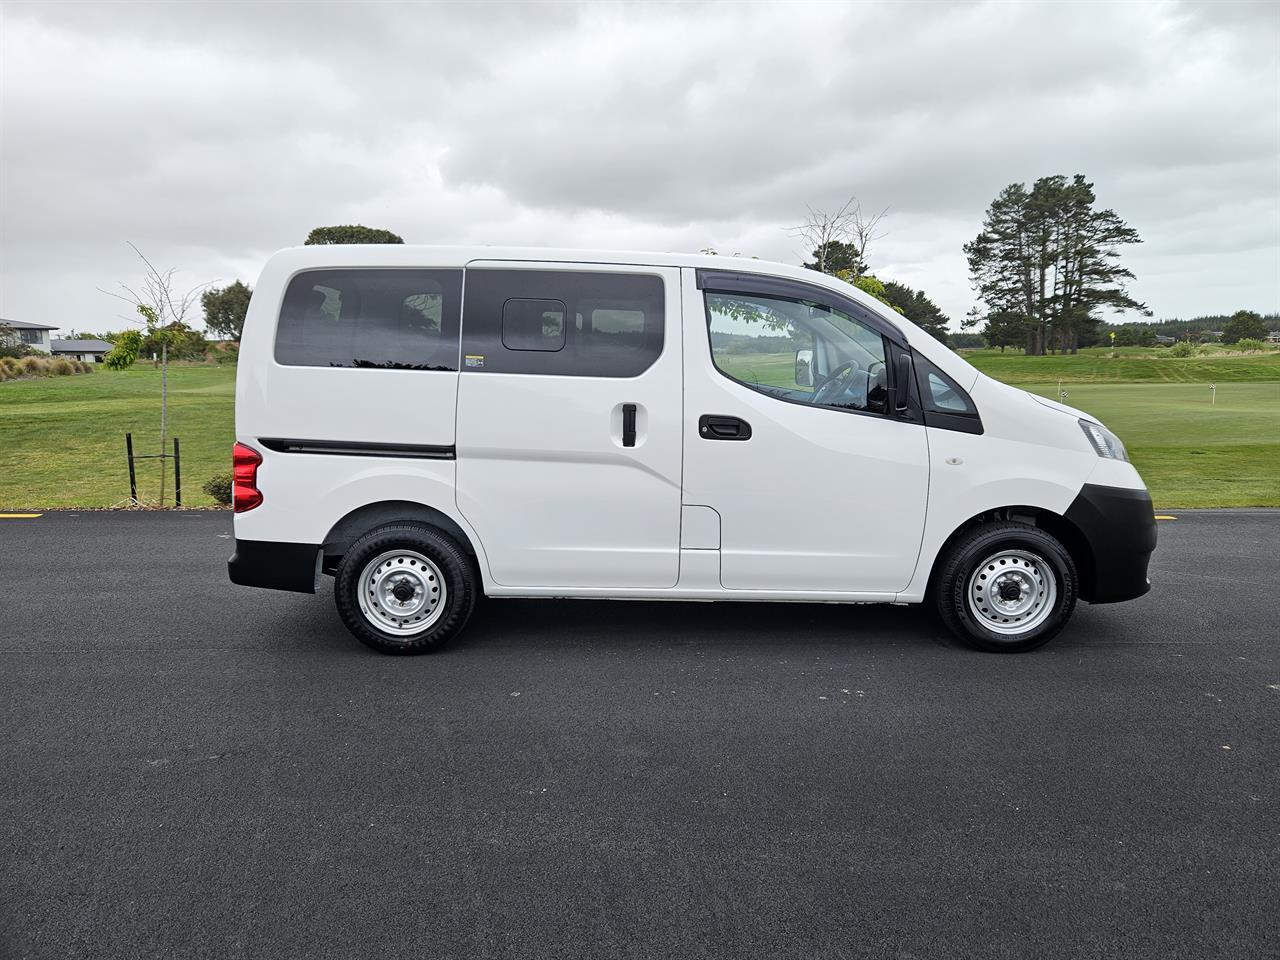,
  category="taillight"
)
[232,442,263,513]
